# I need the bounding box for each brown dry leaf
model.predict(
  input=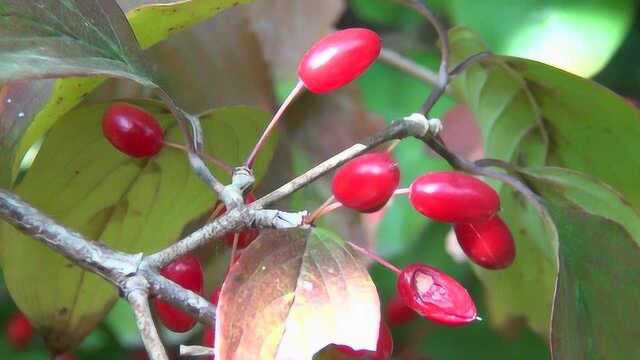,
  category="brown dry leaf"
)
[216,228,380,360]
[245,0,345,82]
